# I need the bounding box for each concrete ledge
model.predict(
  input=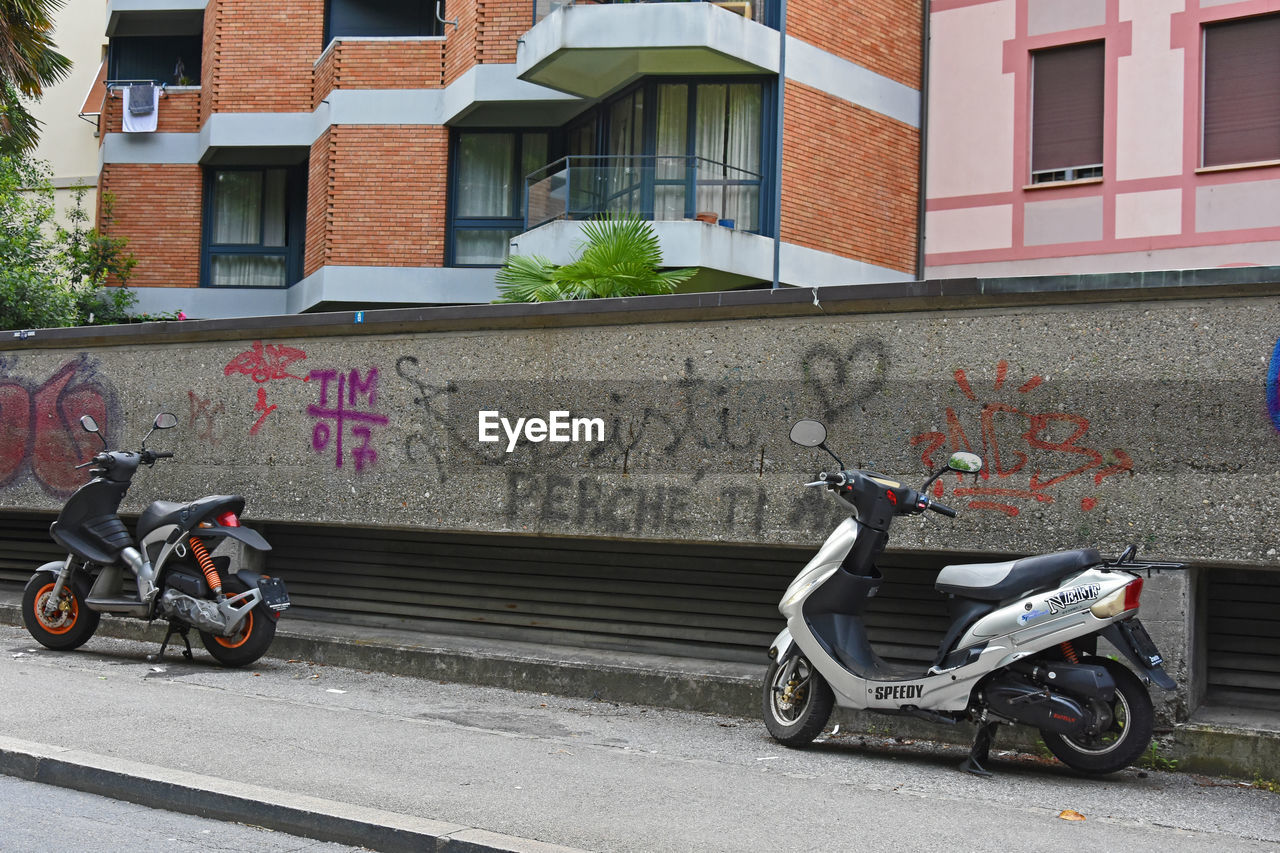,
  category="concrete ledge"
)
[0,735,588,853]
